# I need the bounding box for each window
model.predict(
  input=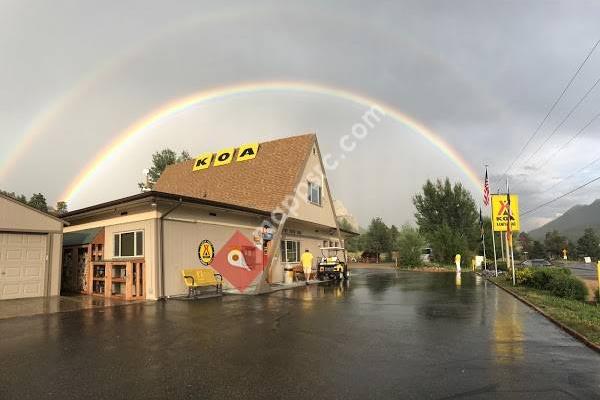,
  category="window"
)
[280,240,300,263]
[308,181,322,206]
[114,231,144,257]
